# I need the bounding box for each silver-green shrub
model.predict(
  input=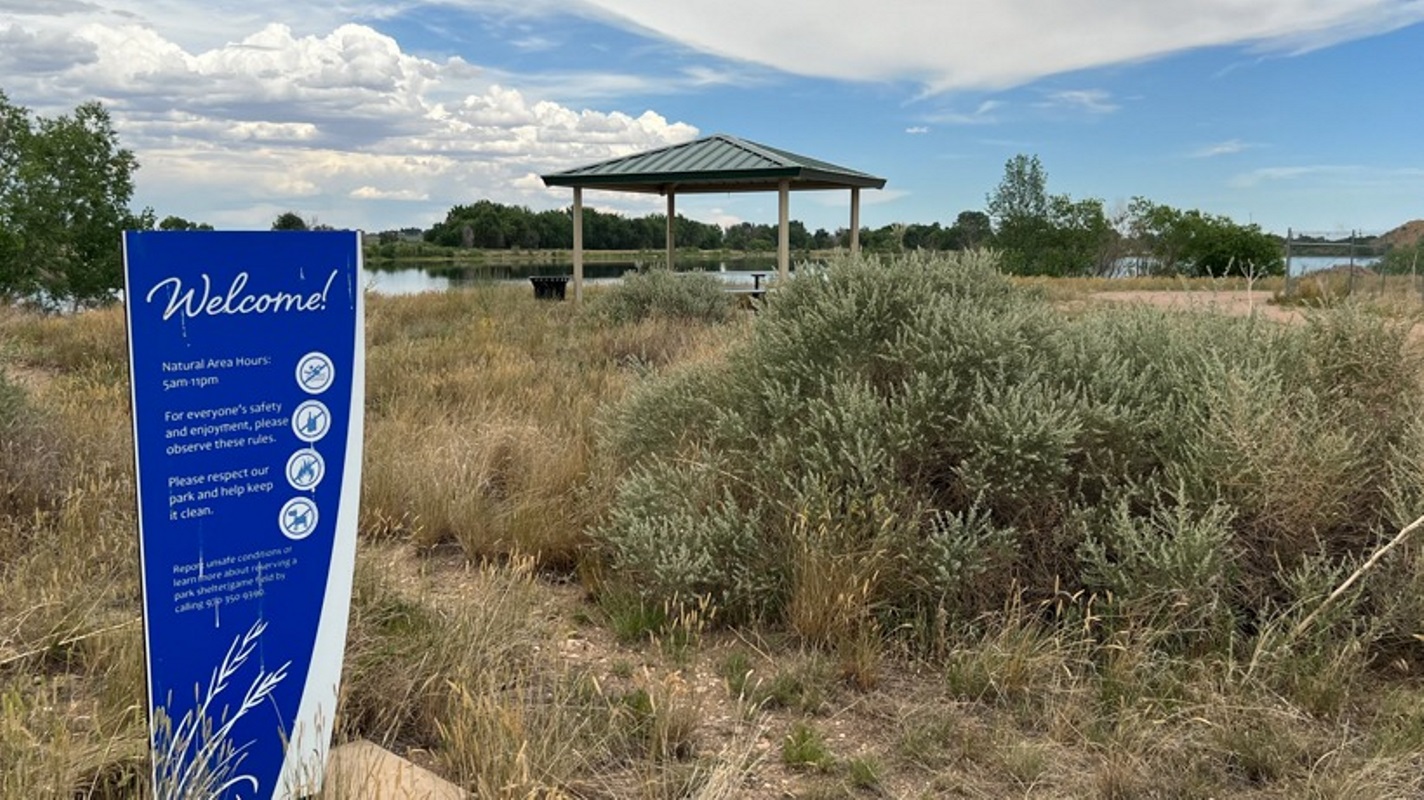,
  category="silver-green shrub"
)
[1078,493,1237,650]
[598,454,781,620]
[594,251,1424,653]
[596,267,734,325]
